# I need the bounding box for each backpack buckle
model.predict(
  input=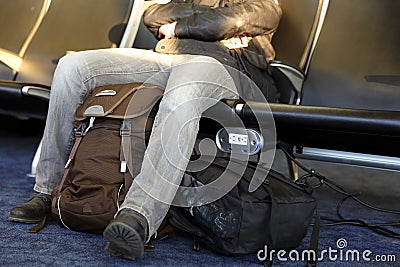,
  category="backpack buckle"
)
[75,117,95,137]
[74,122,87,137]
[120,120,132,136]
